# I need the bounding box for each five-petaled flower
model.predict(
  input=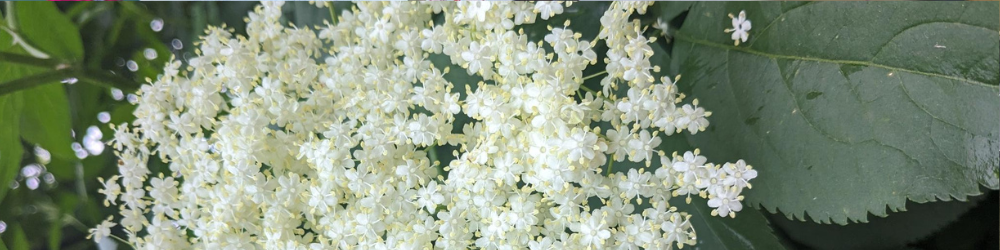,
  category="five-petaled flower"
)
[724,10,752,46]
